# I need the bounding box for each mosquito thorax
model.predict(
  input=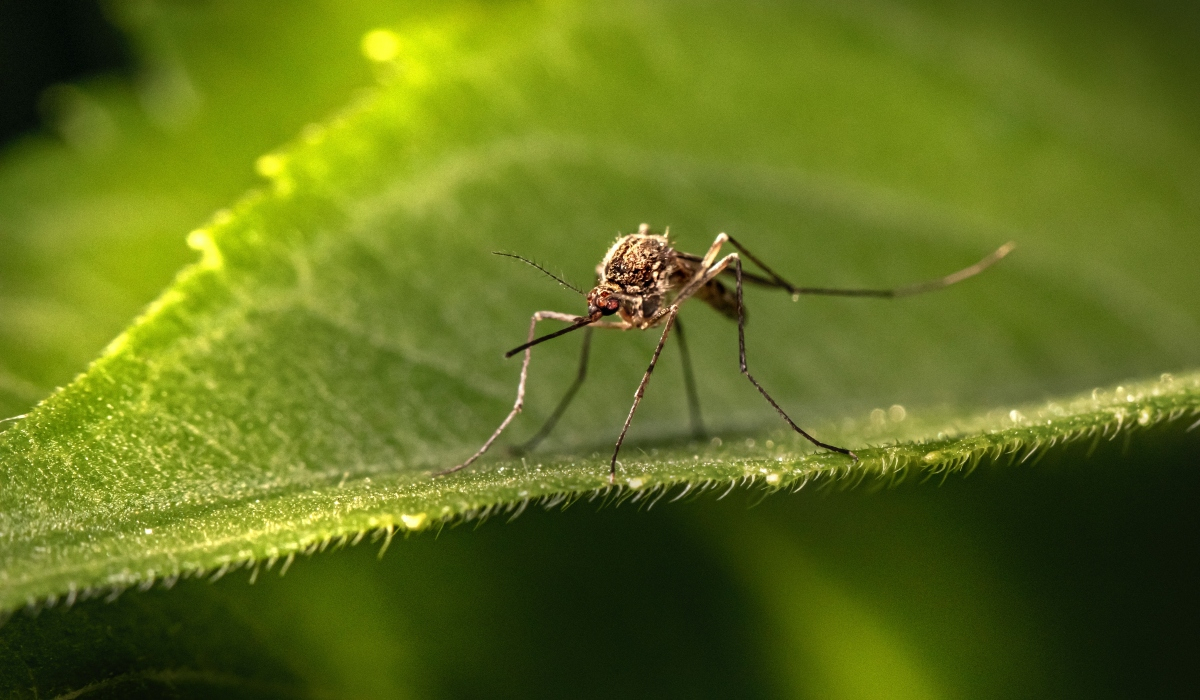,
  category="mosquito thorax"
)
[590,228,680,326]
[597,233,675,294]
